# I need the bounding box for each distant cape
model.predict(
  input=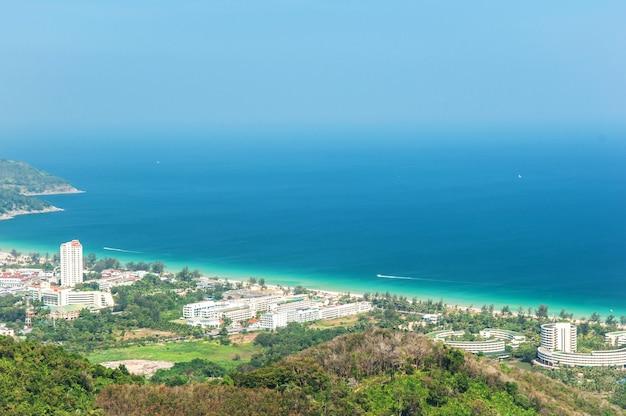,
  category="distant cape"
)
[0,159,83,220]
